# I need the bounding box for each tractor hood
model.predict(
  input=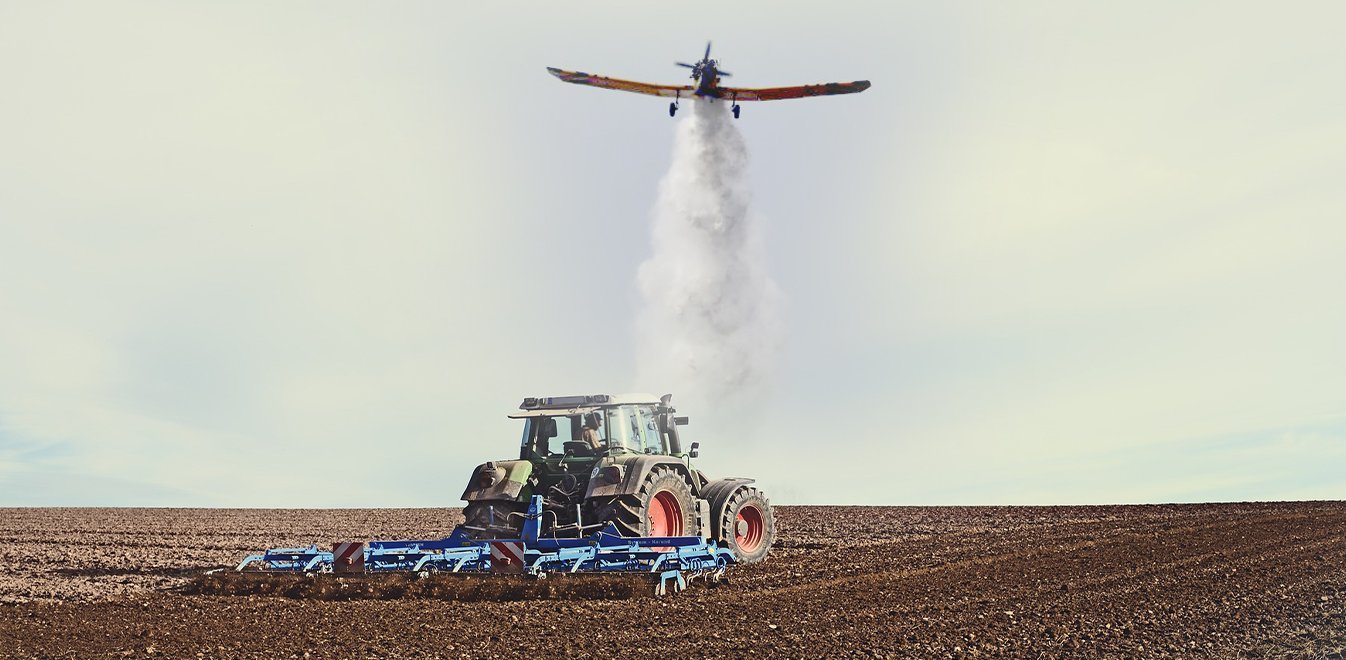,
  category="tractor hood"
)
[461,459,533,502]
